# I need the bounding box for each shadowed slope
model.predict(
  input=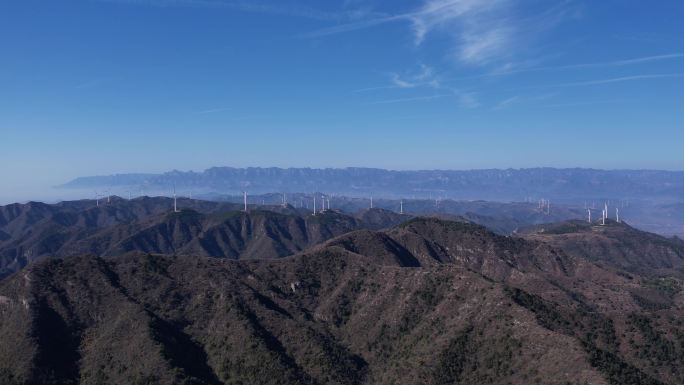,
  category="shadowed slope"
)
[0,201,409,278]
